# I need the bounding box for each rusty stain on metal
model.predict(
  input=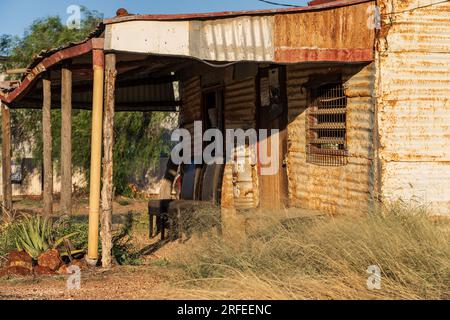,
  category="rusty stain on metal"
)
[1,0,448,217]
[286,63,375,214]
[224,77,259,210]
[0,39,101,105]
[104,1,375,63]
[103,0,372,24]
[274,2,375,63]
[376,0,450,215]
